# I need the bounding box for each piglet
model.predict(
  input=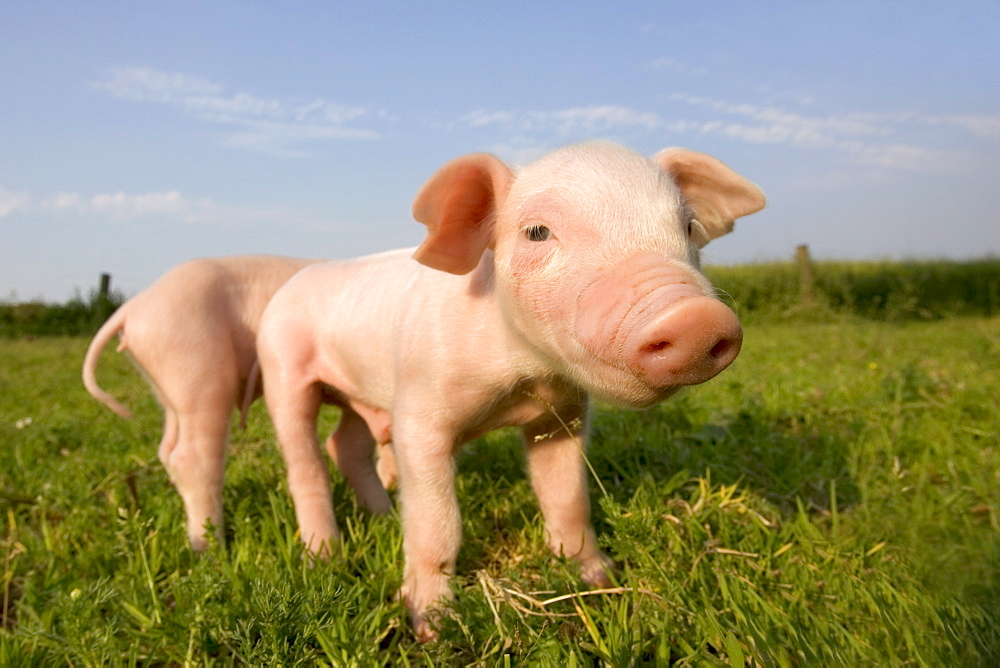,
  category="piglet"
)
[82,255,335,550]
[256,142,765,640]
